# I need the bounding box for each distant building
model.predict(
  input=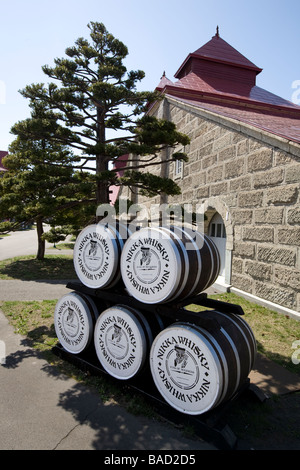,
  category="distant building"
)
[120,30,300,316]
[109,154,129,205]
